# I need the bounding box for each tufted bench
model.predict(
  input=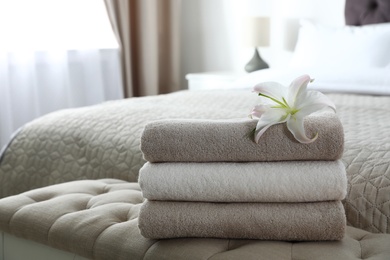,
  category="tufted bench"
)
[1,179,390,260]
